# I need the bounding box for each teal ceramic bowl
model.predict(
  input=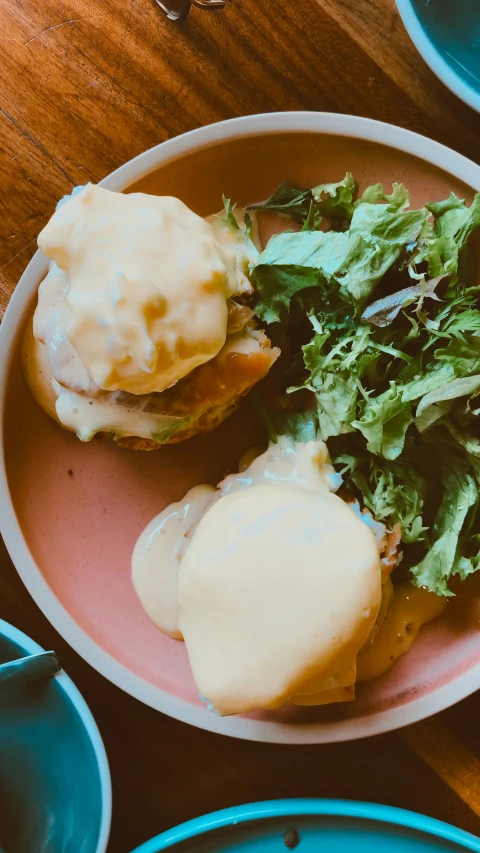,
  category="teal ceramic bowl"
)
[0,620,111,853]
[396,0,480,112]
[131,799,480,853]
